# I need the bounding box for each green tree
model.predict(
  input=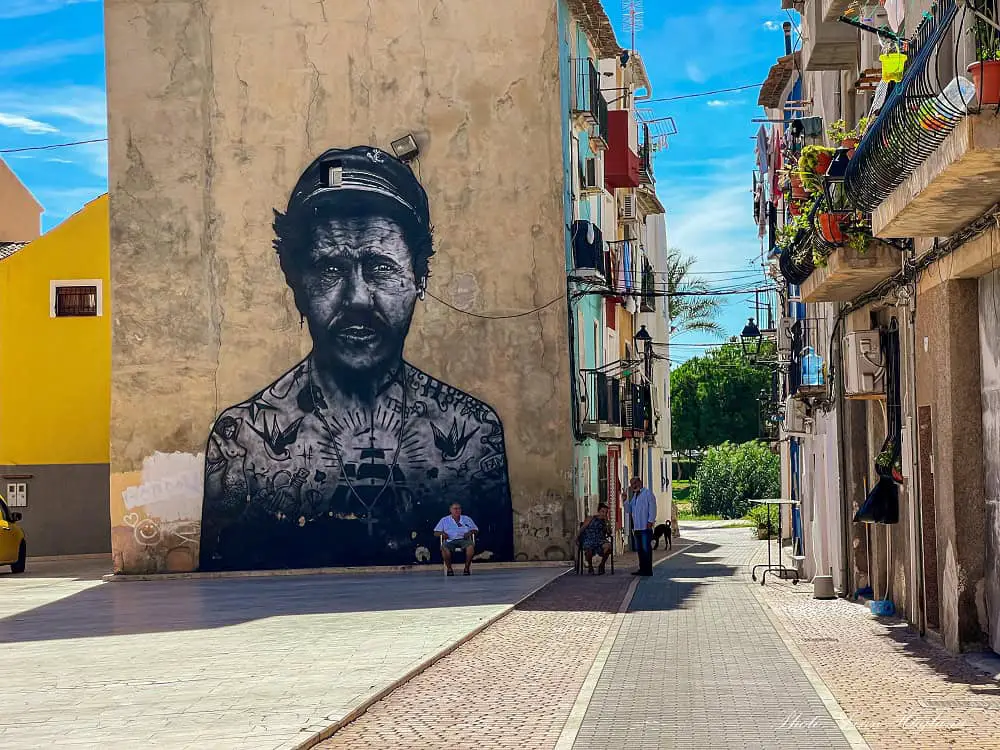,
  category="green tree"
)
[690,440,780,519]
[666,250,723,337]
[670,342,774,456]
